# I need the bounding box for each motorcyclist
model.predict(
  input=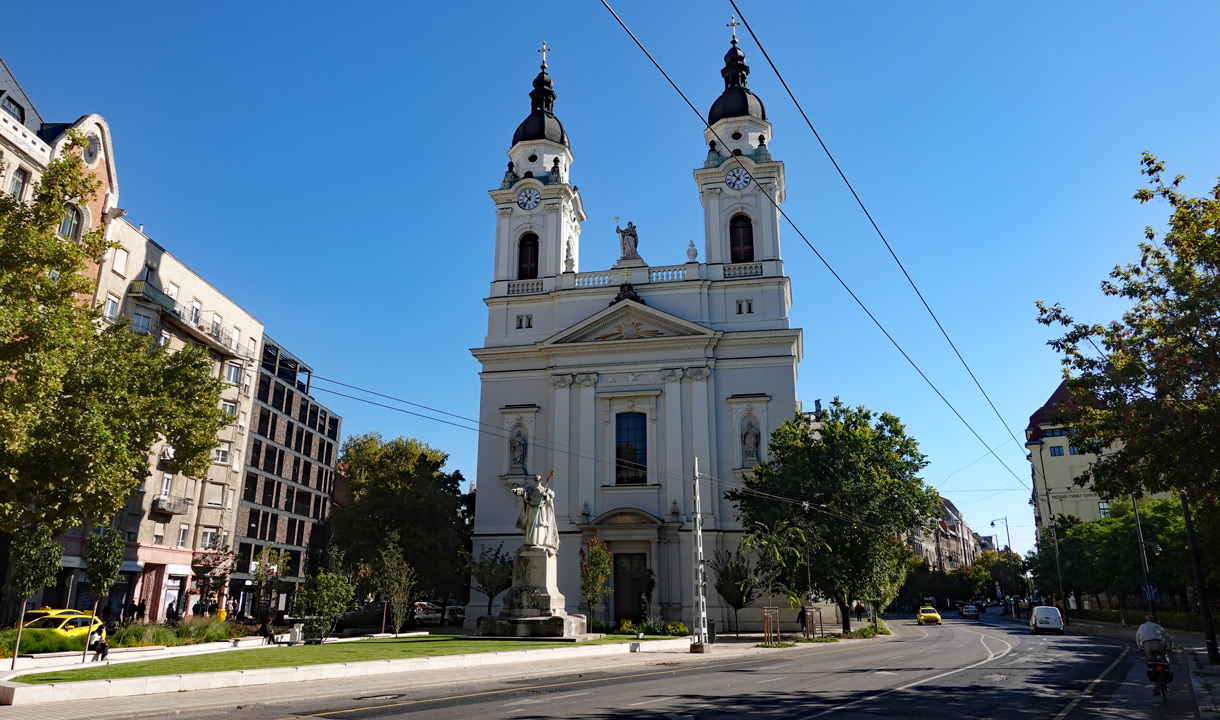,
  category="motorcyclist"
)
[1135,615,1174,695]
